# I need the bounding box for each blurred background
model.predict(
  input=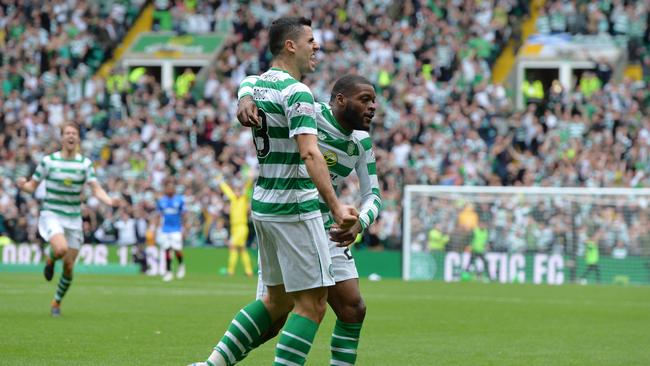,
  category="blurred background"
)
[0,0,649,284]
